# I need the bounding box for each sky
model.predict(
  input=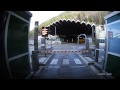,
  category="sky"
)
[29,11,64,31]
